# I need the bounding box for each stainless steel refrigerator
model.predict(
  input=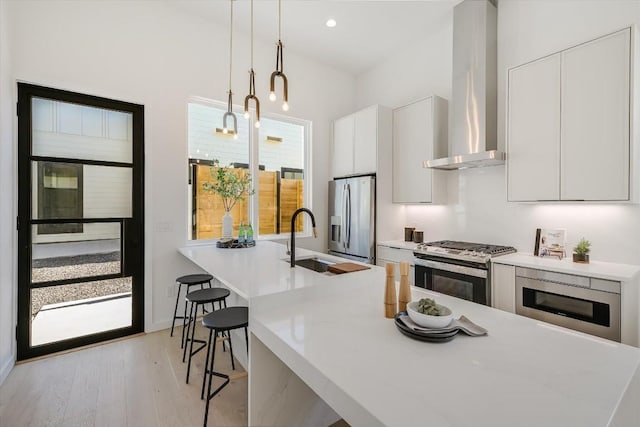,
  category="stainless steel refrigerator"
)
[328,175,375,264]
